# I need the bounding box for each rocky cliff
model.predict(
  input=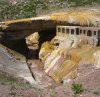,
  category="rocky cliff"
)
[39,34,100,84]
